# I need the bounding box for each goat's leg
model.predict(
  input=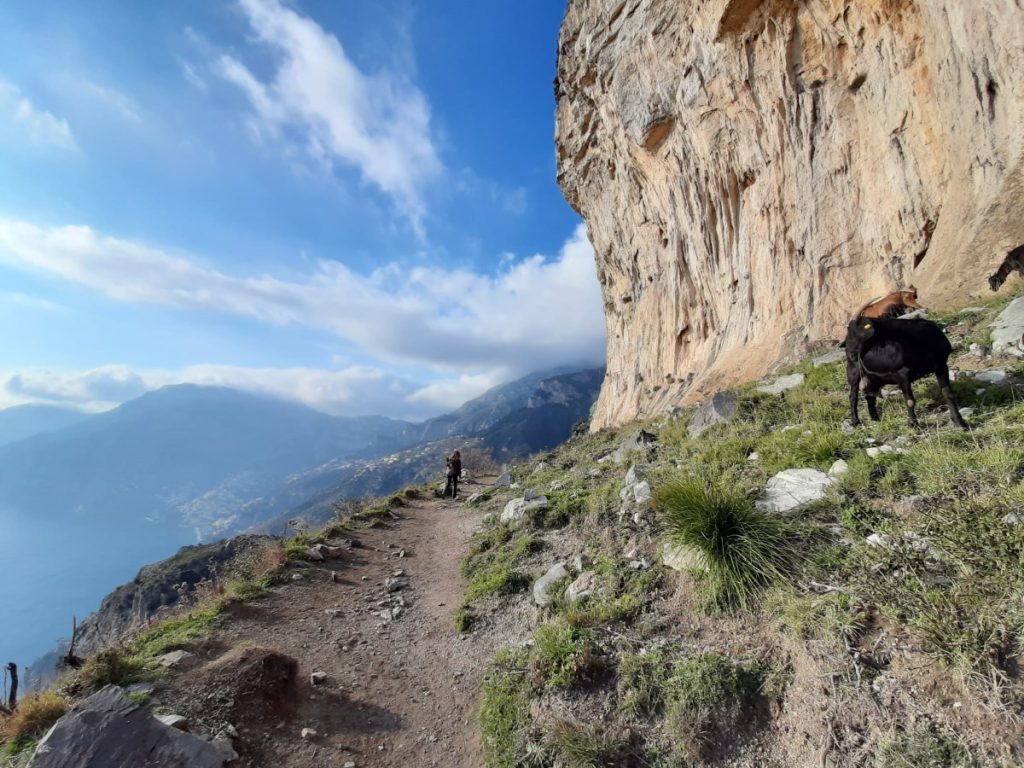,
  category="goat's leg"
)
[847,366,862,426]
[935,366,969,430]
[865,382,881,421]
[899,378,919,427]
